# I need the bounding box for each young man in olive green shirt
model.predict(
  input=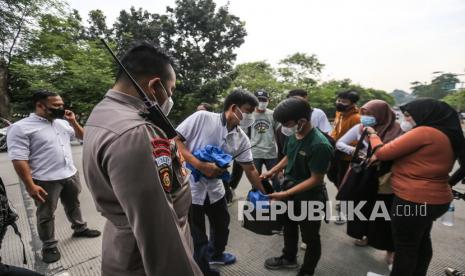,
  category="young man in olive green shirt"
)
[261,97,333,276]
